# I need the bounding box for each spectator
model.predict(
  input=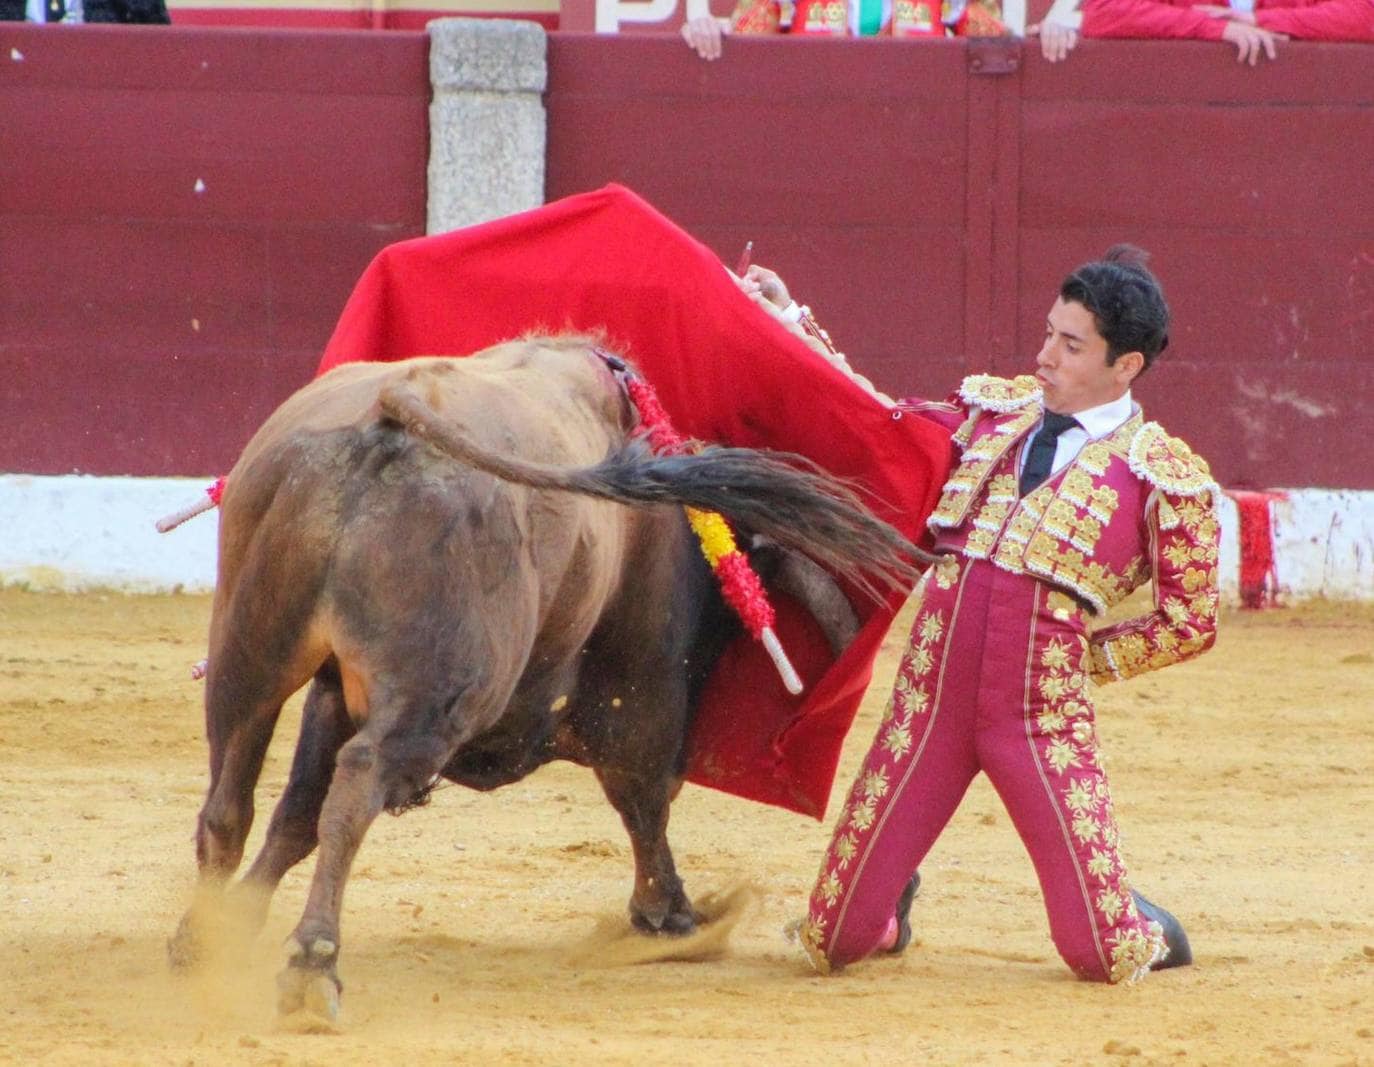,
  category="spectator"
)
[682,0,1006,59]
[1,0,169,21]
[1032,0,1374,65]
